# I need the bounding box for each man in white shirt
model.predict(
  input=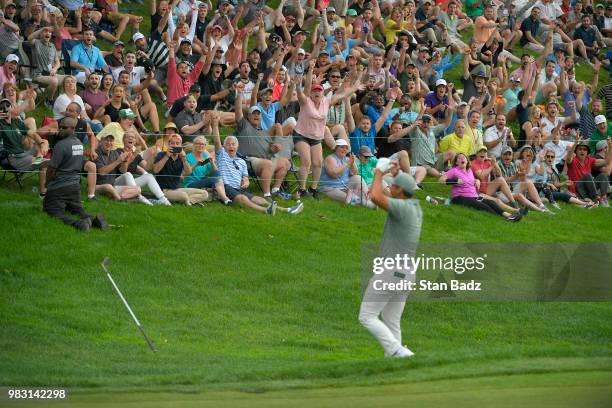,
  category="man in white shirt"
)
[483,113,518,158]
